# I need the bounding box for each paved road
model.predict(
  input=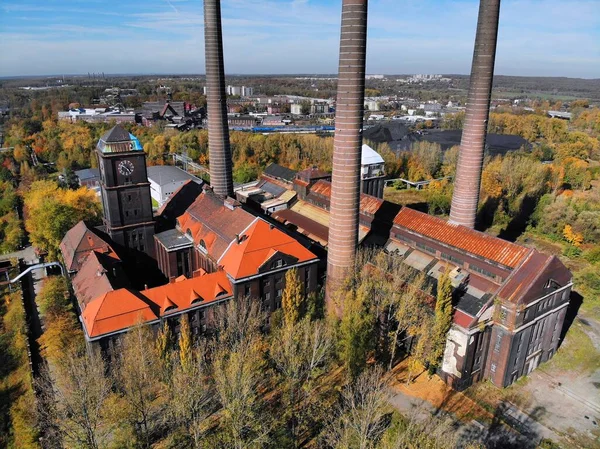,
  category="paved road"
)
[0,246,37,263]
[387,387,559,448]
